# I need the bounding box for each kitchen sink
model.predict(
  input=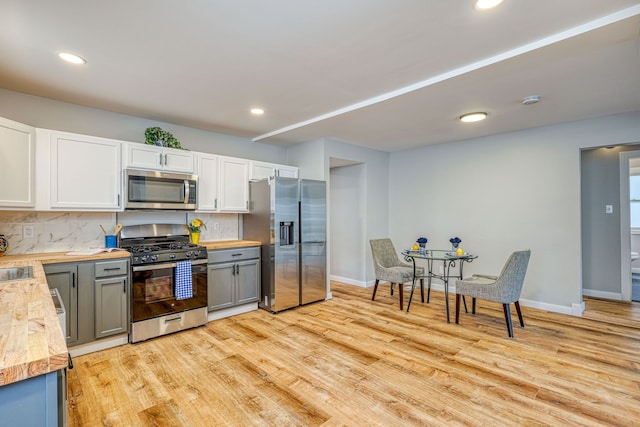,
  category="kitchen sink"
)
[0,266,33,282]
